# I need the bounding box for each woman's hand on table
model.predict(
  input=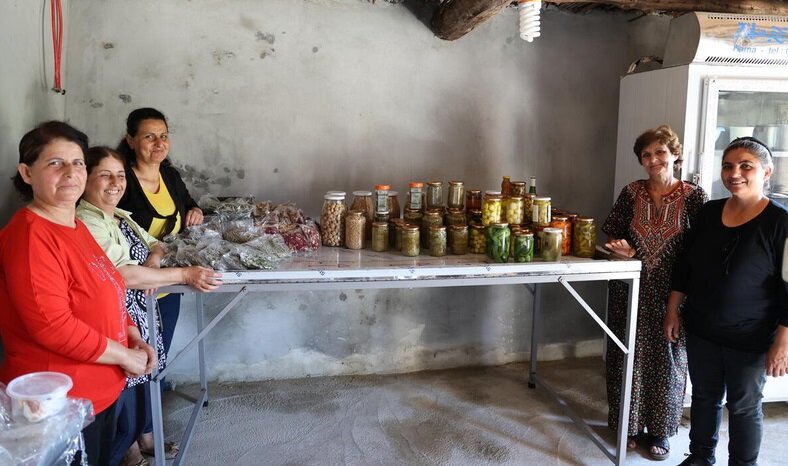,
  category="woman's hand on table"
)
[766,325,788,377]
[182,266,222,292]
[185,207,203,226]
[604,238,636,258]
